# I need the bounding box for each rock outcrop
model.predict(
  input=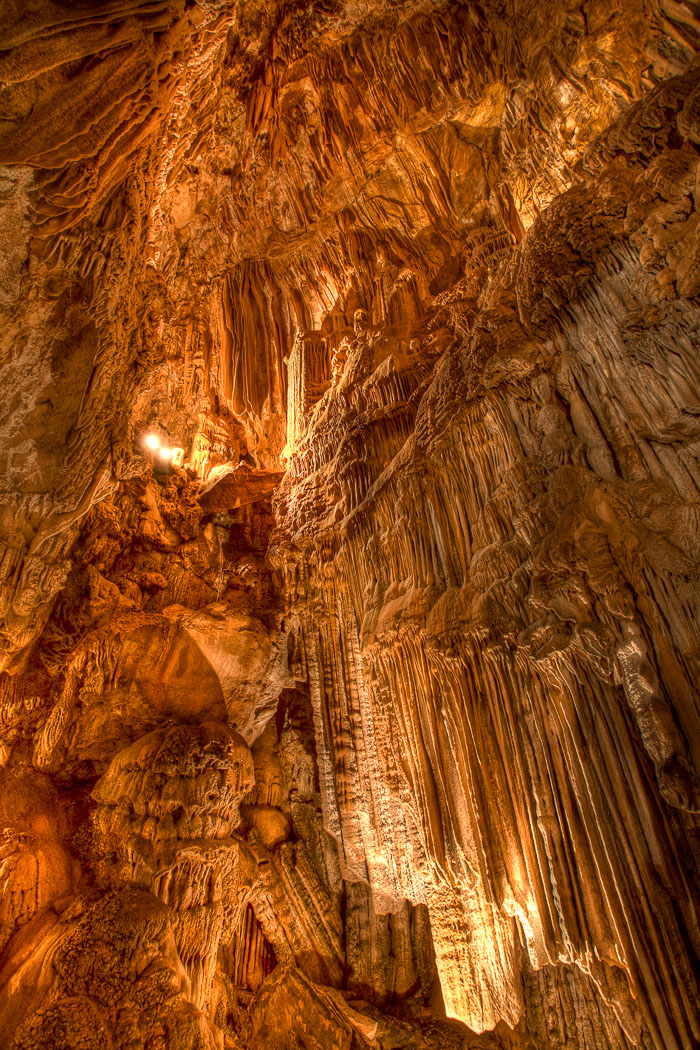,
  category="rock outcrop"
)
[0,1,699,1048]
